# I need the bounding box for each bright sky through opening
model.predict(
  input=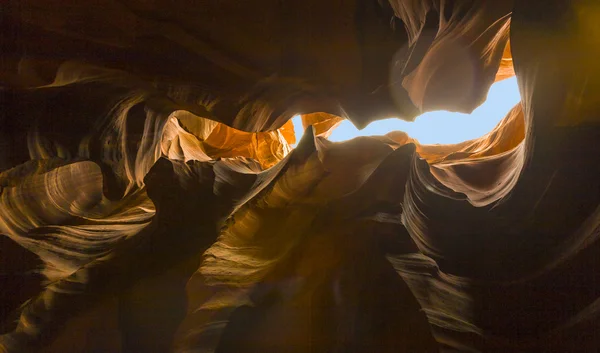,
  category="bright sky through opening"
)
[292,76,521,145]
